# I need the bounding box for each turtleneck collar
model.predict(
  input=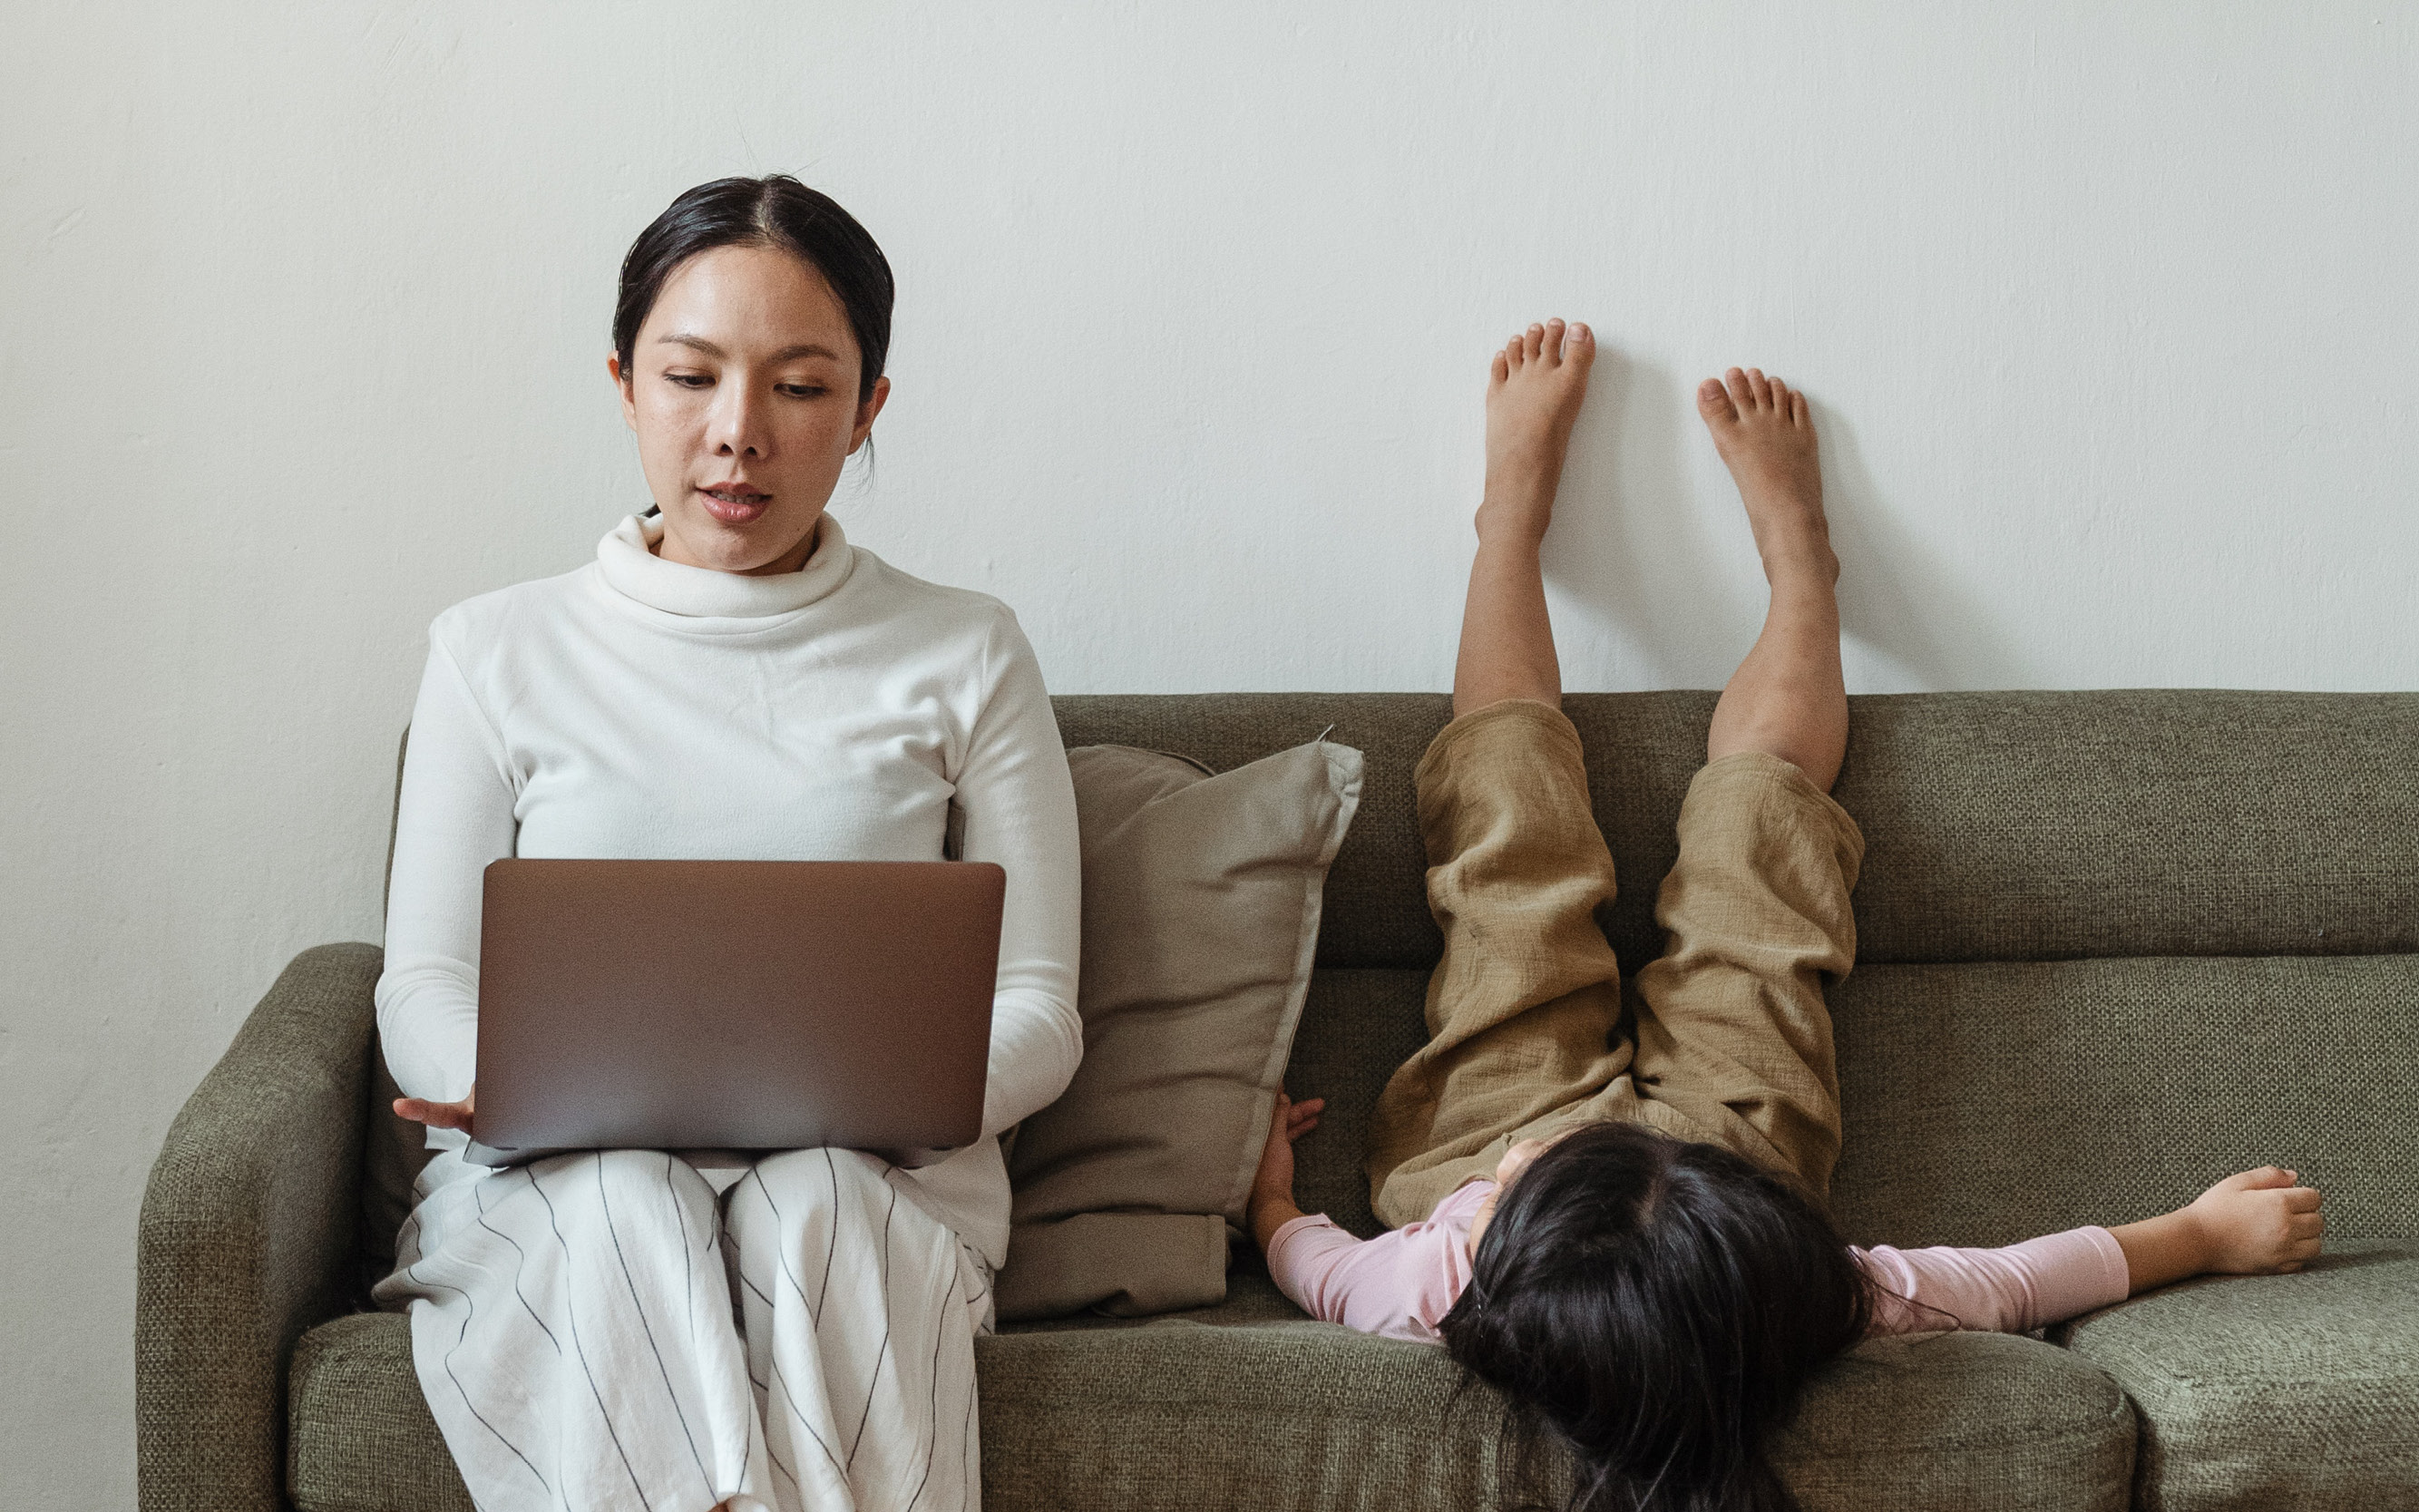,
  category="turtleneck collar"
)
[596,511,856,619]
